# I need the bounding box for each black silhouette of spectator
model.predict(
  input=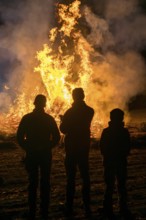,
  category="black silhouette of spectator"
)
[17,94,60,219]
[60,88,94,217]
[99,108,131,219]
